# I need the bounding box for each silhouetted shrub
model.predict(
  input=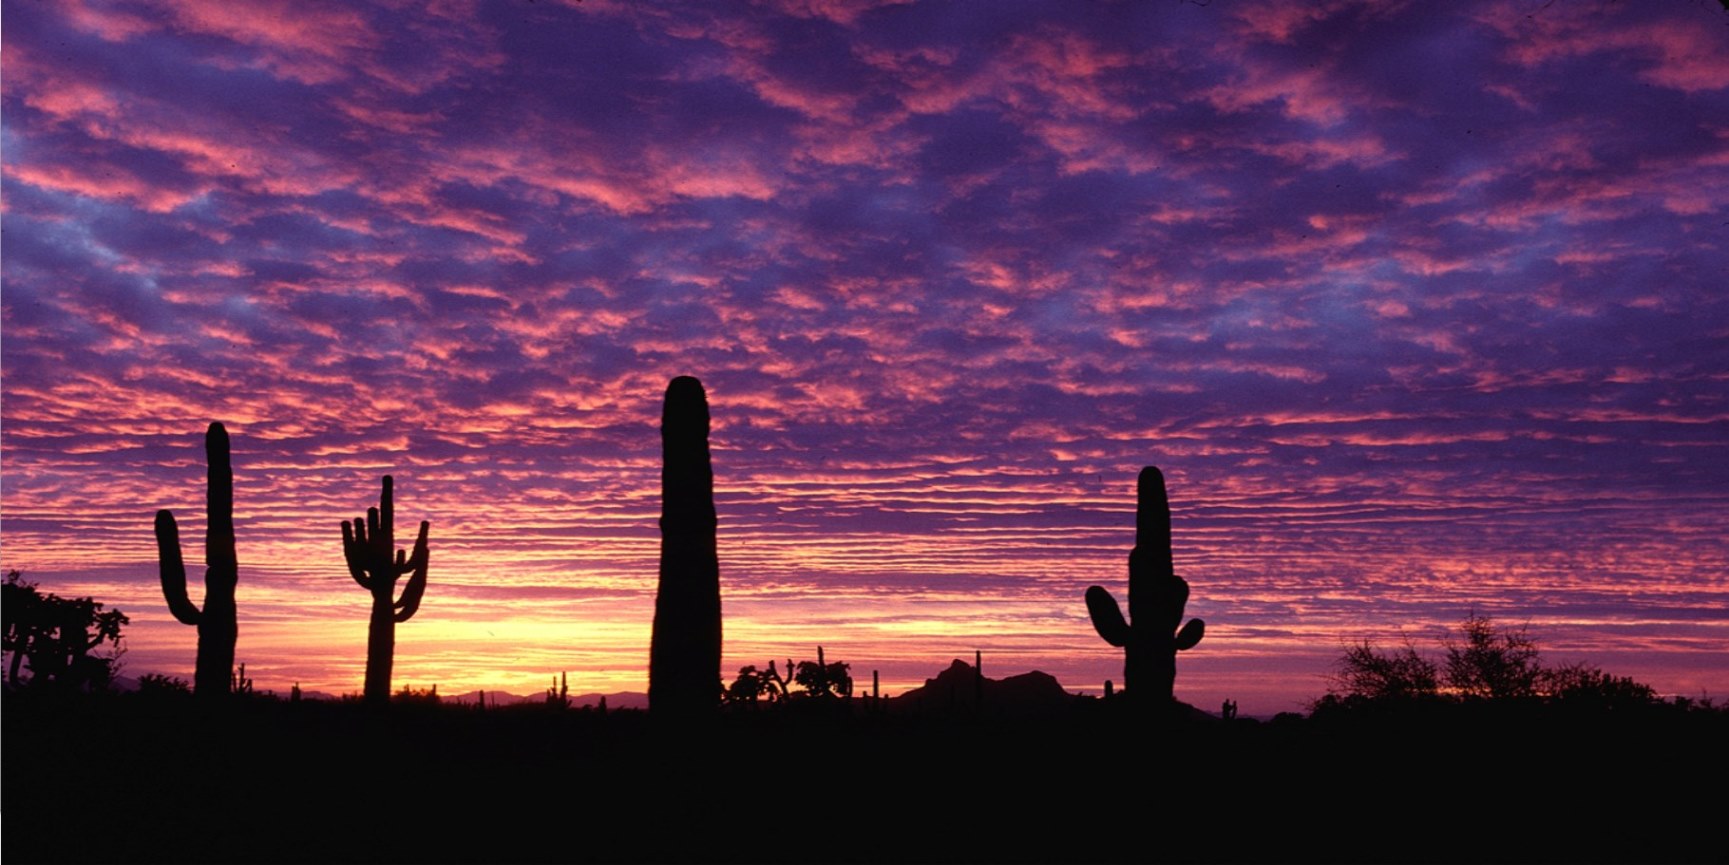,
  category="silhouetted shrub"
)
[137,673,192,696]
[2,569,129,692]
[394,683,440,705]
[1542,662,1657,708]
[1323,614,1660,711]
[725,665,768,705]
[1327,637,1440,702]
[793,646,852,698]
